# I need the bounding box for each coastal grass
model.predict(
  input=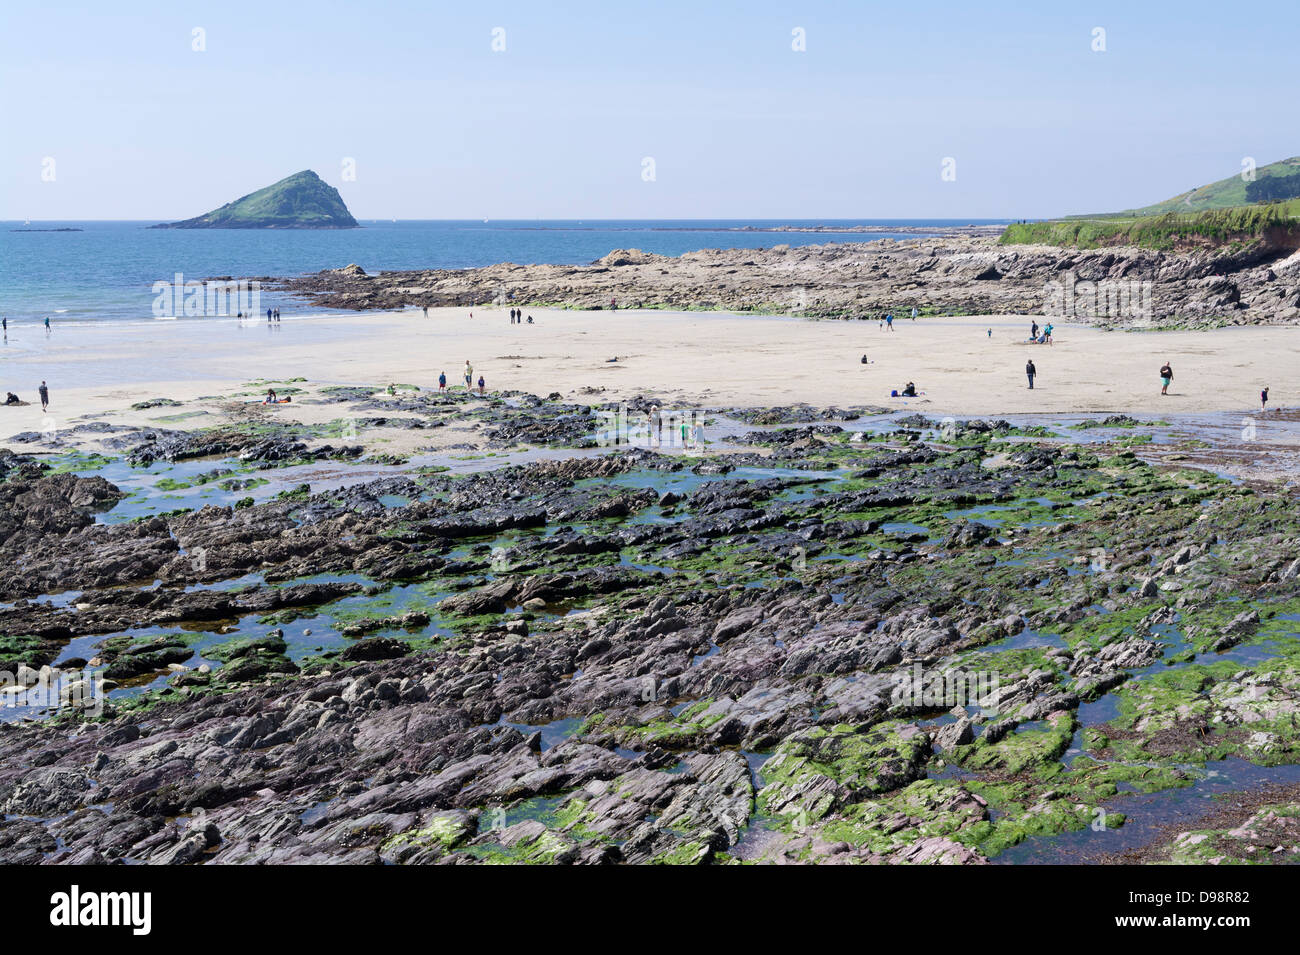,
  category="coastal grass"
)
[1000,200,1300,251]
